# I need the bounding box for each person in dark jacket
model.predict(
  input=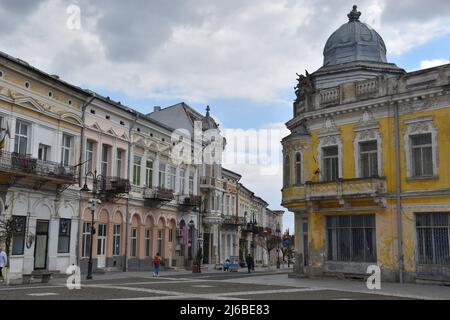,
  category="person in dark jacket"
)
[245,254,254,273]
